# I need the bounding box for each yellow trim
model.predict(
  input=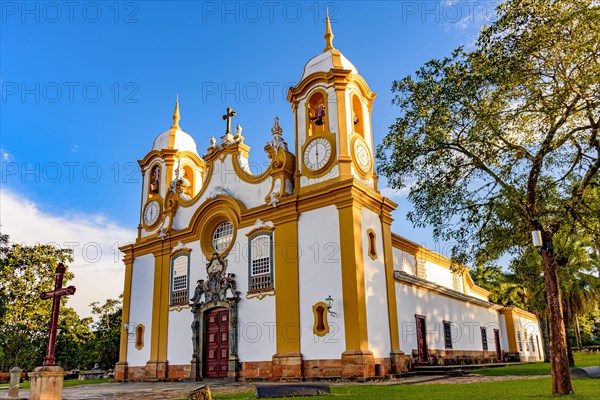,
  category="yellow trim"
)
[245,225,275,238]
[381,217,401,351]
[301,135,336,178]
[193,196,243,259]
[338,203,369,351]
[149,251,162,361]
[391,233,492,300]
[135,324,145,350]
[351,135,373,180]
[312,302,330,336]
[273,218,301,353]
[142,197,164,231]
[500,309,518,352]
[366,228,377,260]
[118,251,134,363]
